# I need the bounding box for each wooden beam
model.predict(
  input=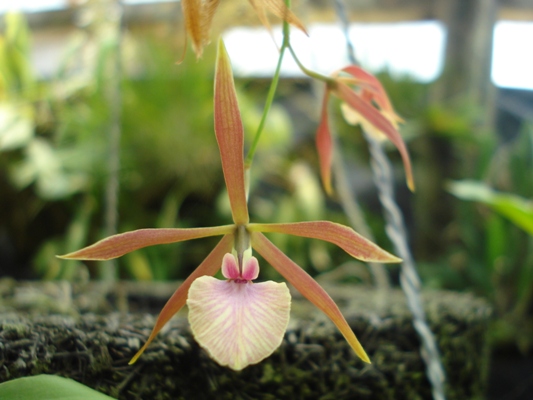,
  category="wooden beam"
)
[9,0,533,33]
